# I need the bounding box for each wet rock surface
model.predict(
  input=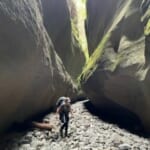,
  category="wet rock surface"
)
[0,100,150,150]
